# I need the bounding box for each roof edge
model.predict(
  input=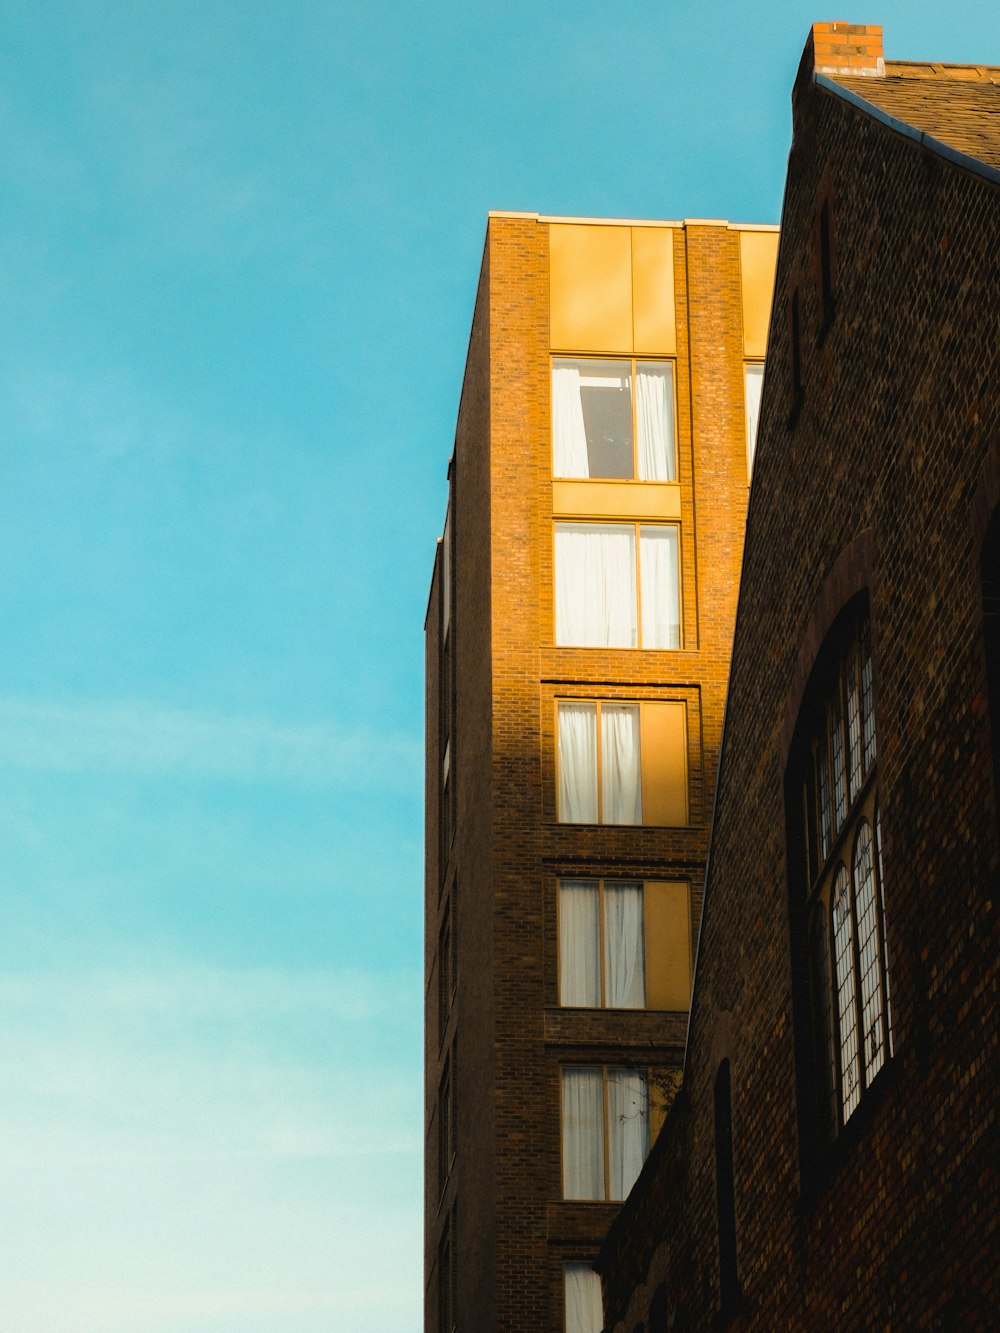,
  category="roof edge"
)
[815,71,1000,187]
